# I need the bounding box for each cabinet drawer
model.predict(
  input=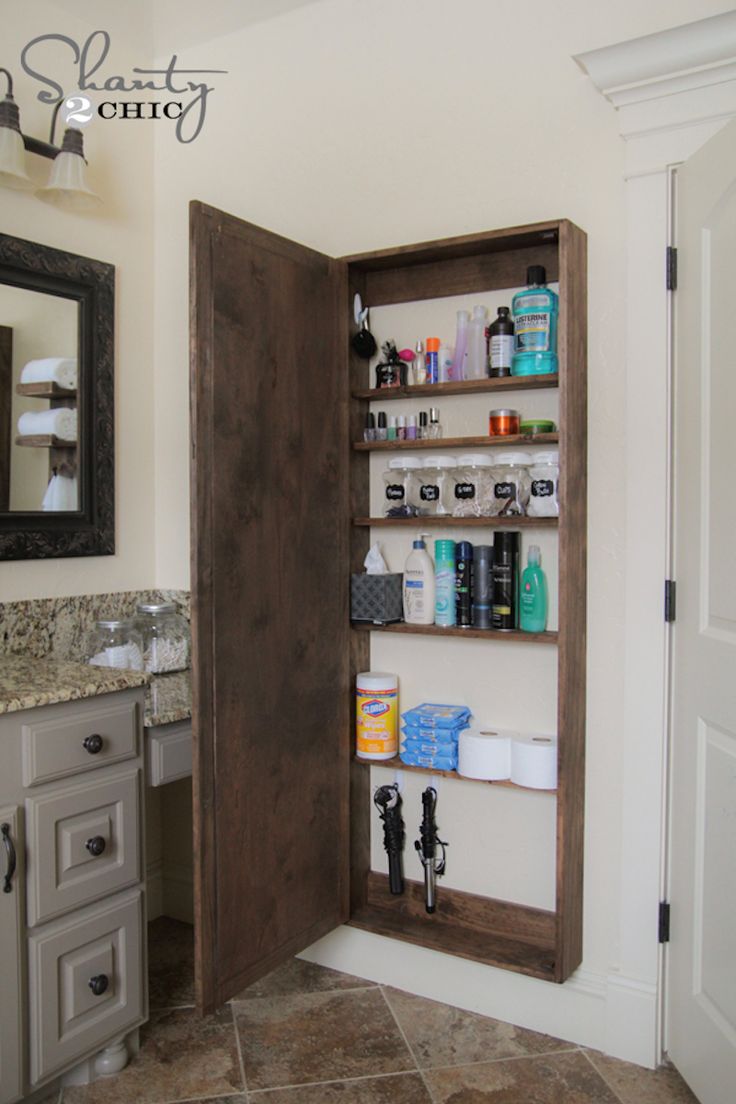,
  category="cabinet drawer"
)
[26,767,140,926]
[22,698,139,787]
[146,721,192,786]
[28,888,145,1085]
